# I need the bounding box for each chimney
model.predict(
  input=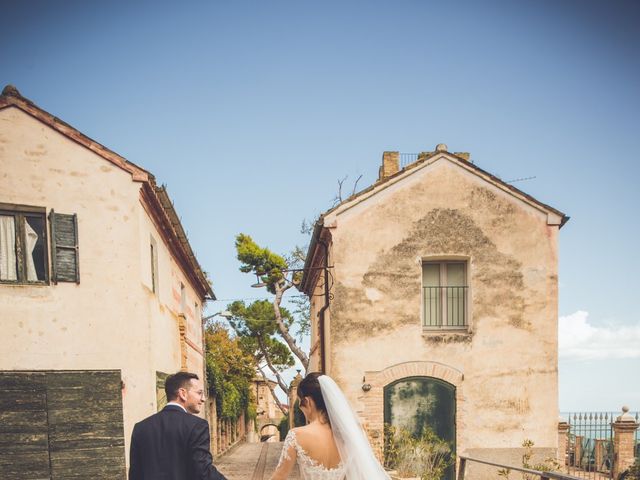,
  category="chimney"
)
[379,151,400,180]
[1,85,22,97]
[455,152,471,162]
